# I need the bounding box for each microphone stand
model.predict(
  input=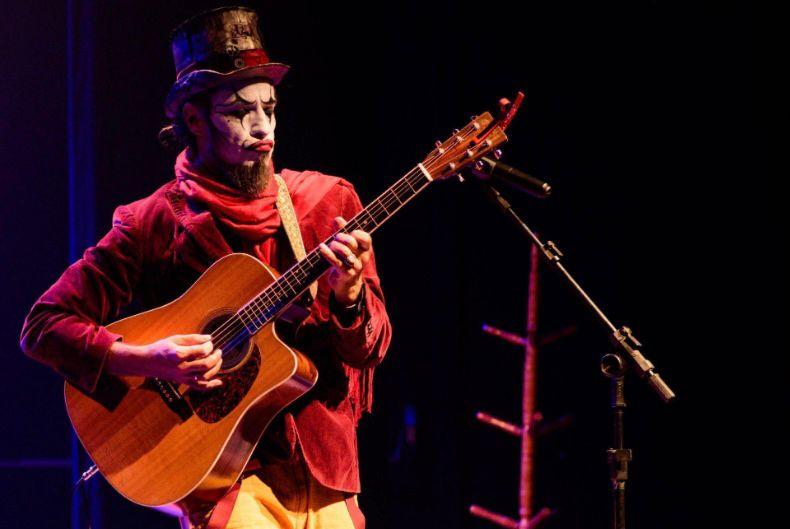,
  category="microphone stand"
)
[476,182,676,529]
